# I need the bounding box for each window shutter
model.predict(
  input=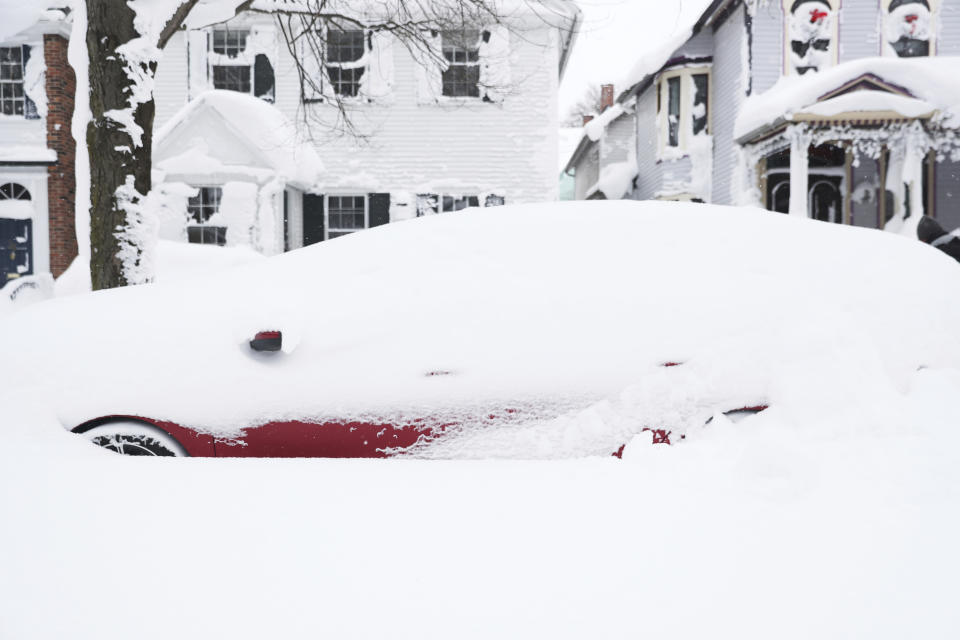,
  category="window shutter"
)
[368,193,390,227]
[254,54,275,102]
[187,30,210,100]
[299,35,325,102]
[415,30,444,104]
[22,45,39,120]
[365,30,395,102]
[479,25,511,103]
[303,193,325,245]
